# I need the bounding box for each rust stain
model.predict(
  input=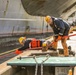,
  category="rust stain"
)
[4,0,9,16]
